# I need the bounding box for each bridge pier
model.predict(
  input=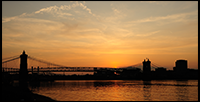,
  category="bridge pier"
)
[142,58,151,80]
[37,66,39,74]
[19,50,28,91]
[31,66,33,74]
[143,58,151,73]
